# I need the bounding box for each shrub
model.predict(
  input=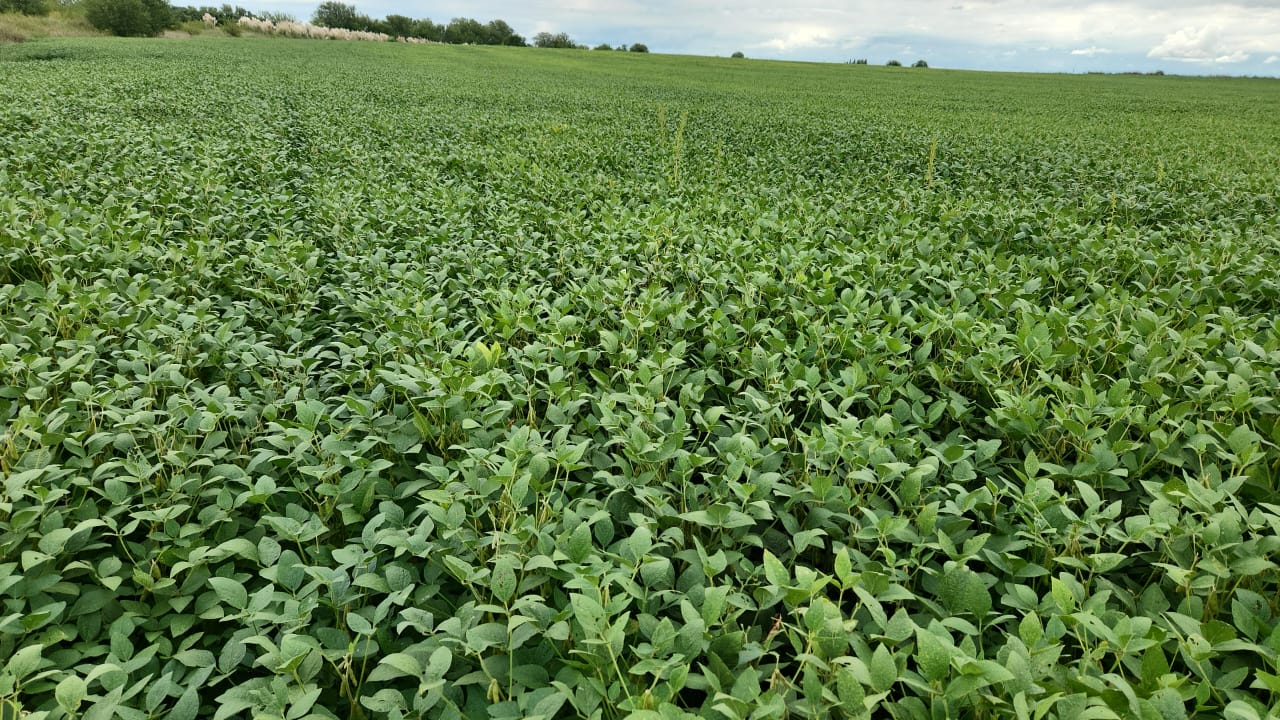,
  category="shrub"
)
[593,42,612,51]
[629,42,648,53]
[886,59,902,66]
[913,59,928,68]
[731,51,744,58]
[83,0,170,36]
